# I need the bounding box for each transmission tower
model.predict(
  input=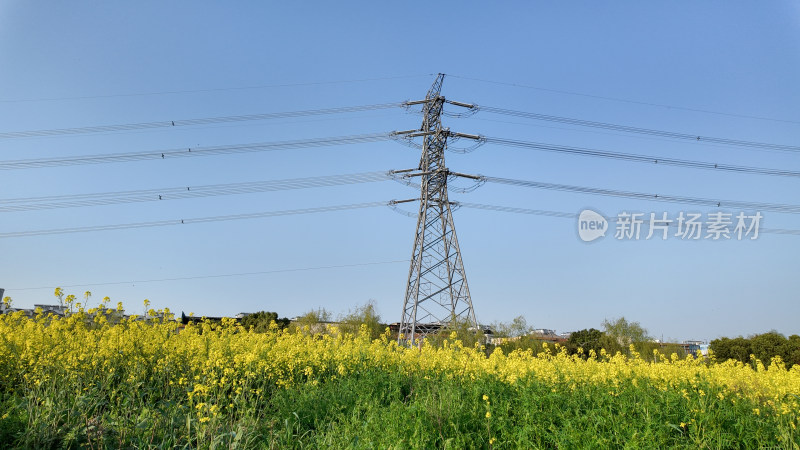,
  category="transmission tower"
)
[394,74,483,345]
